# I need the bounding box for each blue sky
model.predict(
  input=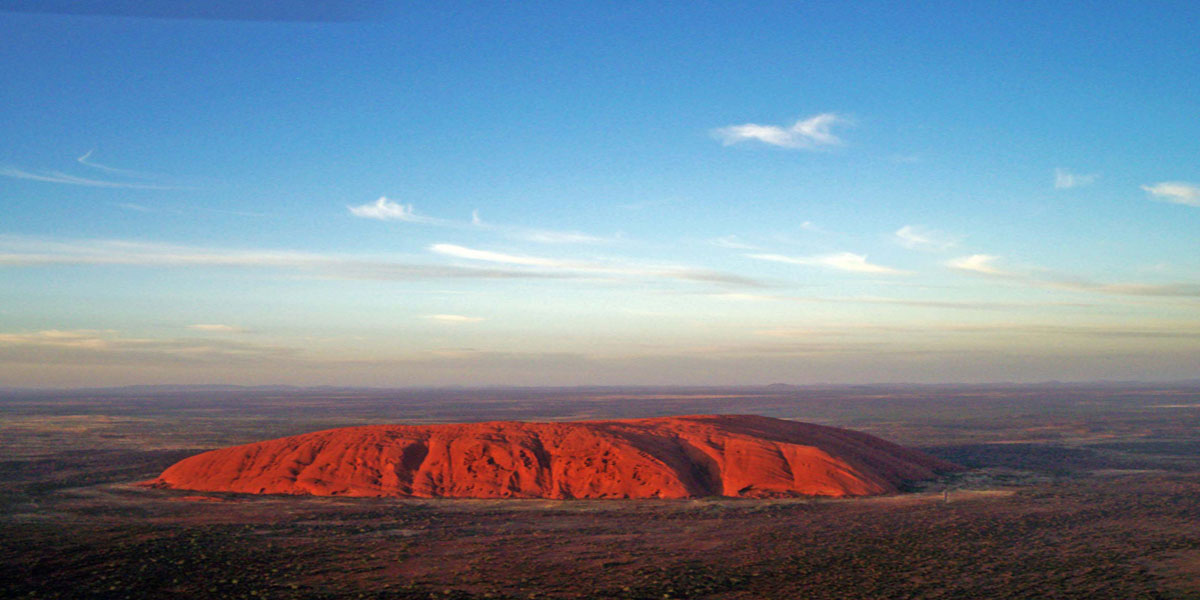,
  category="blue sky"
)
[2,2,1198,387]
